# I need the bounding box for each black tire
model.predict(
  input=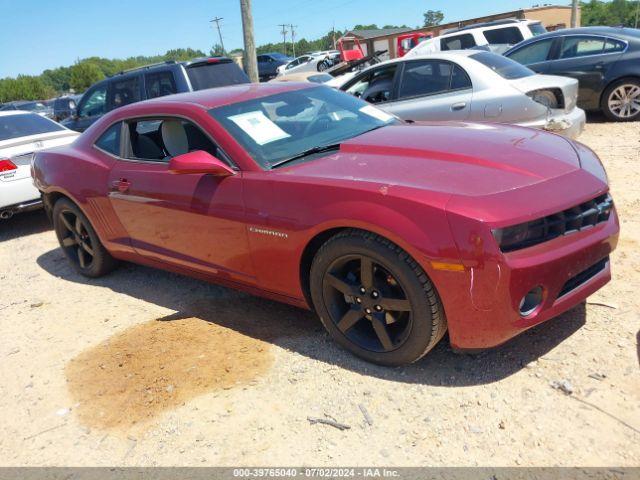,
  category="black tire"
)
[601,78,640,122]
[52,198,117,278]
[310,229,446,366]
